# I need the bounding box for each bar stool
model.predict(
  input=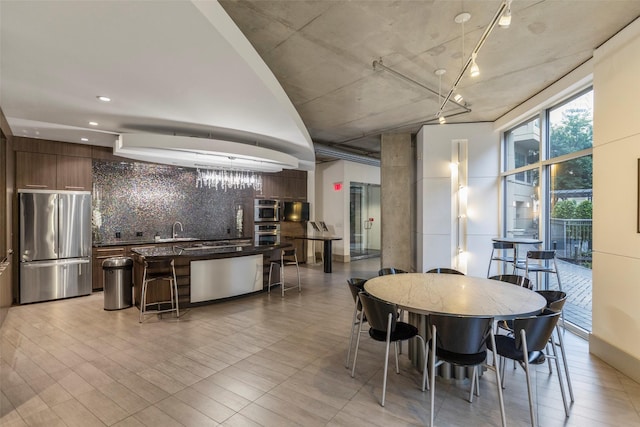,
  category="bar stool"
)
[268,248,301,297]
[139,258,179,323]
[487,242,515,277]
[516,250,562,291]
